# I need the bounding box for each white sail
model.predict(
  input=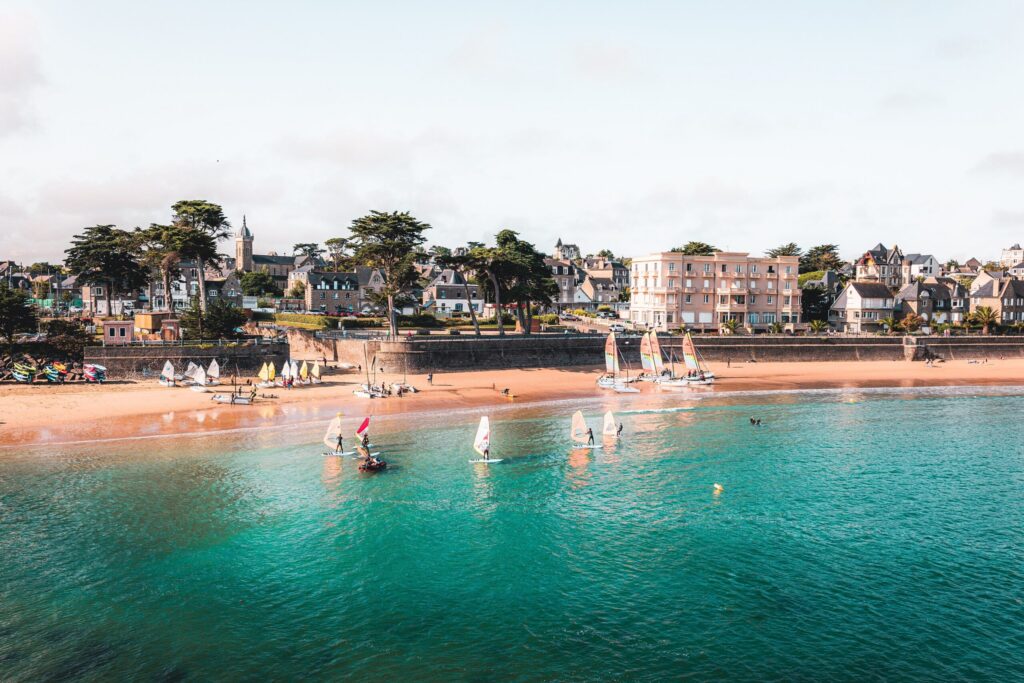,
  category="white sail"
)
[280,361,292,380]
[184,361,199,379]
[193,365,207,386]
[571,410,590,444]
[311,361,321,379]
[290,360,299,379]
[650,330,666,374]
[473,416,490,456]
[207,359,220,379]
[323,415,343,451]
[160,360,174,381]
[603,411,618,436]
